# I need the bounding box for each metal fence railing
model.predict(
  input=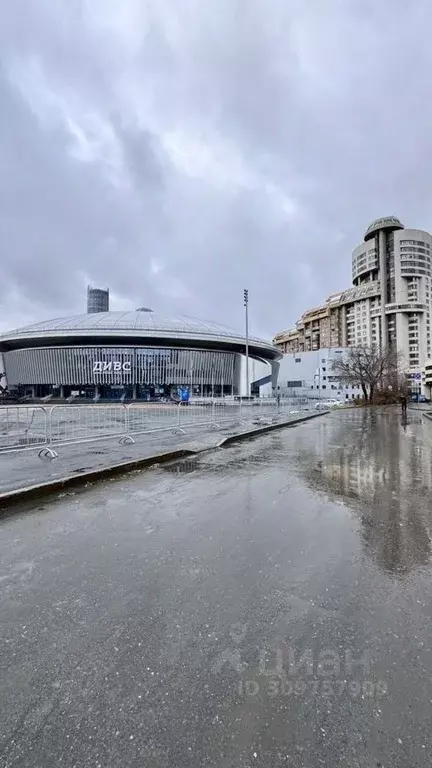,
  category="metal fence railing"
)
[48,404,127,445]
[0,399,308,457]
[0,405,48,451]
